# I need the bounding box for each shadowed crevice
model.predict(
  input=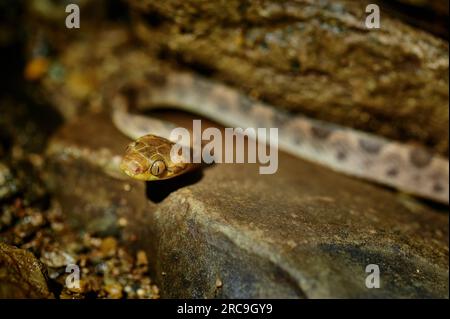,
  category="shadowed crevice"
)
[145,169,204,203]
